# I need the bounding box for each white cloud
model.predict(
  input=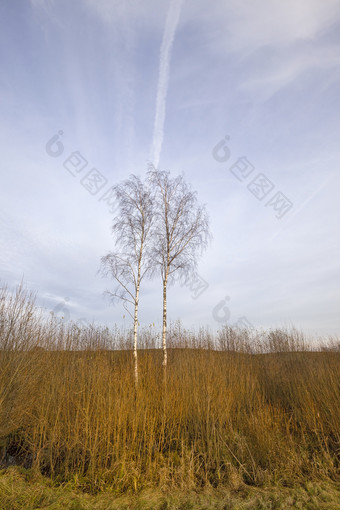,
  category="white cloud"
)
[240,43,340,99]
[84,0,167,31]
[2,0,340,334]
[200,0,340,53]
